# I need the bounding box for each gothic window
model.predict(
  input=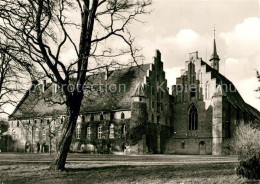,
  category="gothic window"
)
[205,82,210,99]
[121,112,125,120]
[98,124,102,139]
[109,124,115,139]
[76,125,81,139]
[189,104,198,130]
[90,114,94,121]
[87,126,91,139]
[100,114,104,121]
